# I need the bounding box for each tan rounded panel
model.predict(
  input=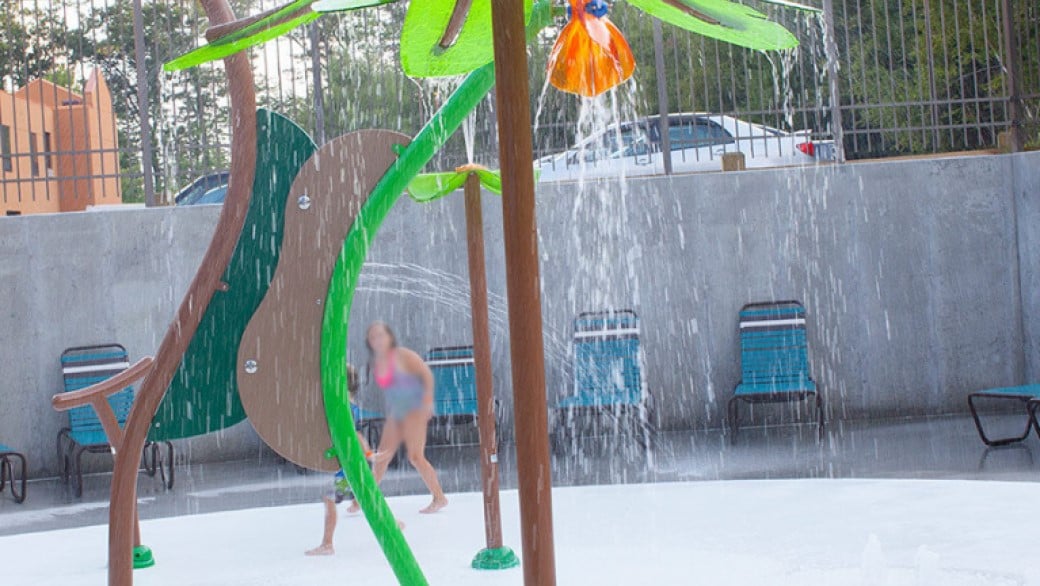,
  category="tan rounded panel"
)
[238,130,409,471]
